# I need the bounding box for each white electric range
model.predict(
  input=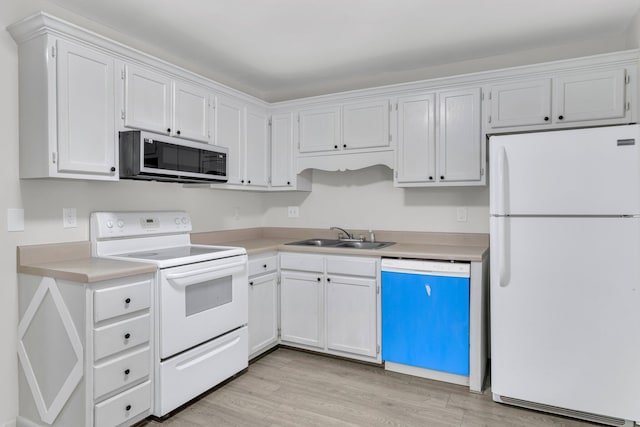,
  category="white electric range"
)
[90,211,248,417]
